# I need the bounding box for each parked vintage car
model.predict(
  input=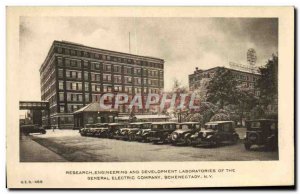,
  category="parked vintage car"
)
[93,123,109,137]
[20,124,46,135]
[118,122,152,141]
[189,121,239,147]
[106,123,128,139]
[114,127,130,140]
[147,122,177,144]
[169,122,201,145]
[244,119,278,151]
[79,124,97,136]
